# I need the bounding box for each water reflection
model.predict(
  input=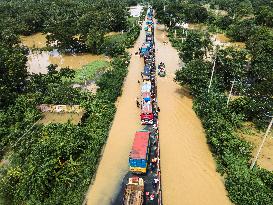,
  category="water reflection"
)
[27,50,107,74]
